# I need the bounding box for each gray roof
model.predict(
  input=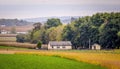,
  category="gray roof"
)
[49,41,72,46]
